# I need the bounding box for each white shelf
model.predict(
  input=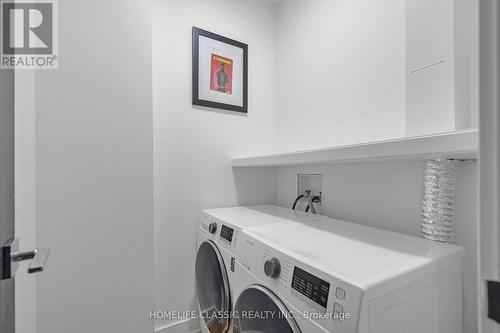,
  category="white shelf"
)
[232,129,478,167]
